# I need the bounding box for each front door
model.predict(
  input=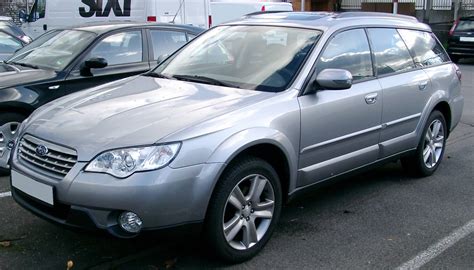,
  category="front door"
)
[64,29,150,95]
[297,28,383,187]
